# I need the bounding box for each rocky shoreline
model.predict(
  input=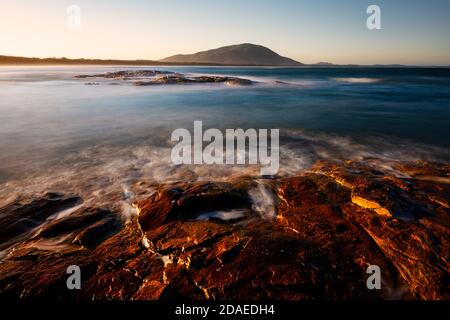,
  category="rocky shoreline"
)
[0,160,448,300]
[75,70,254,86]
